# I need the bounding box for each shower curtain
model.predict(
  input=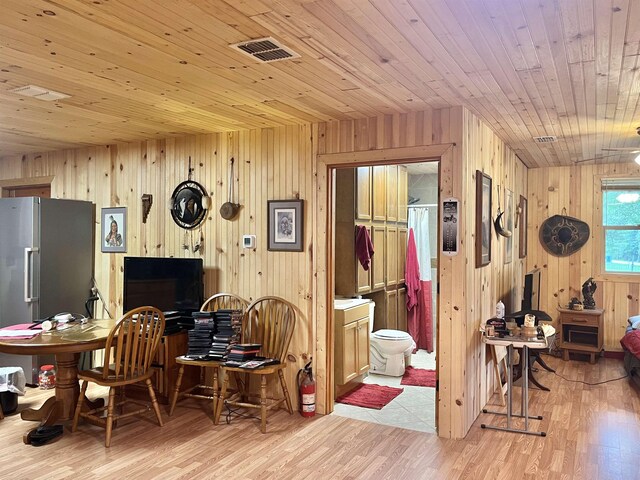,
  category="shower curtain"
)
[407,207,434,352]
